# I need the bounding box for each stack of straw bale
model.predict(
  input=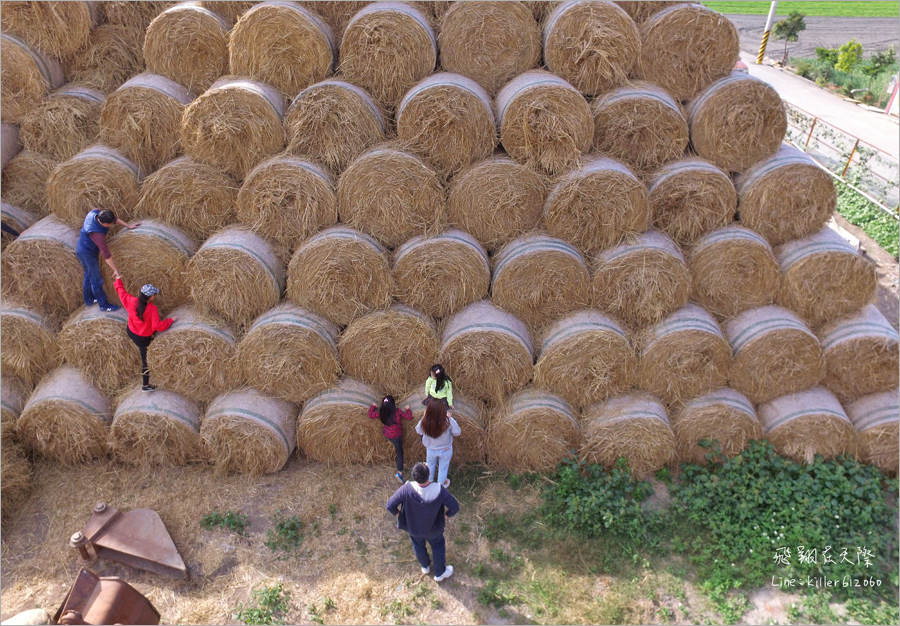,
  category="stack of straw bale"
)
[0,1,96,59]
[0,375,31,522]
[100,1,174,31]
[58,305,138,395]
[1,203,37,251]
[672,387,763,464]
[1,376,29,445]
[615,1,681,23]
[0,300,59,387]
[20,85,105,160]
[845,391,899,475]
[112,386,204,466]
[200,1,257,24]
[2,122,22,169]
[400,385,486,466]
[298,1,371,42]
[1,149,57,216]
[61,24,145,94]
[1,33,65,123]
